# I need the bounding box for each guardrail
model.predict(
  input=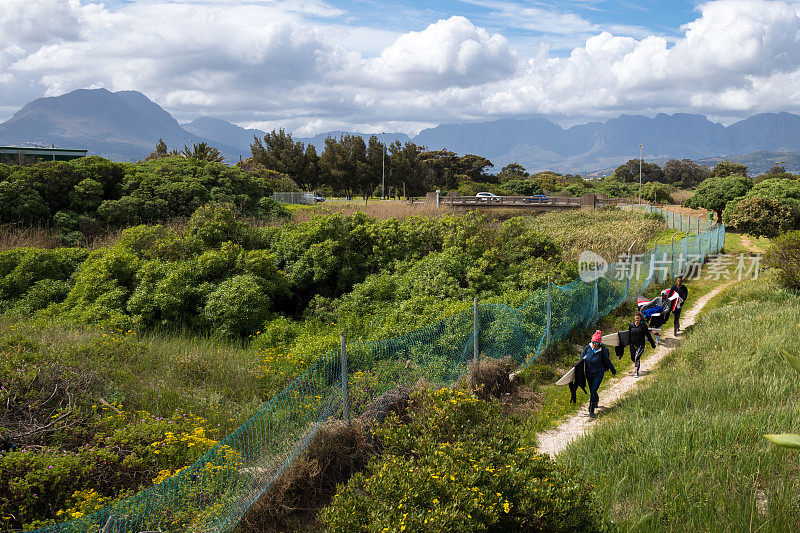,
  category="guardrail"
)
[440,195,621,208]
